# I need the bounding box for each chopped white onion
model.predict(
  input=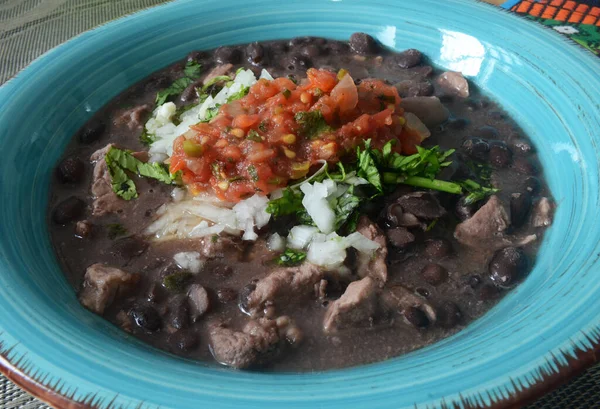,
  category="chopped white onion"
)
[267,233,286,252]
[307,236,347,269]
[288,225,319,250]
[173,251,204,274]
[344,232,380,254]
[300,180,337,234]
[171,187,187,202]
